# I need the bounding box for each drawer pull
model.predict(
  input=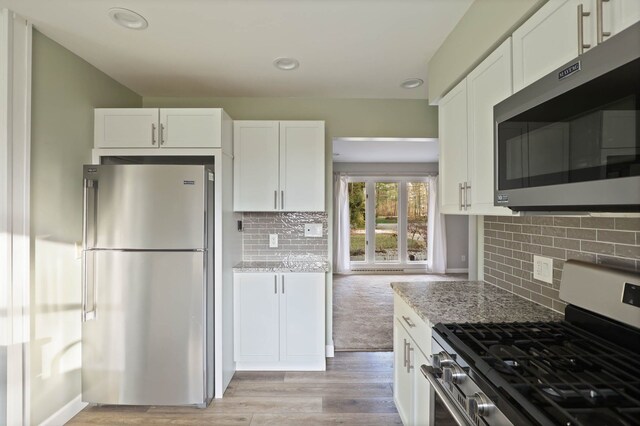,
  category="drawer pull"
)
[402,315,416,328]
